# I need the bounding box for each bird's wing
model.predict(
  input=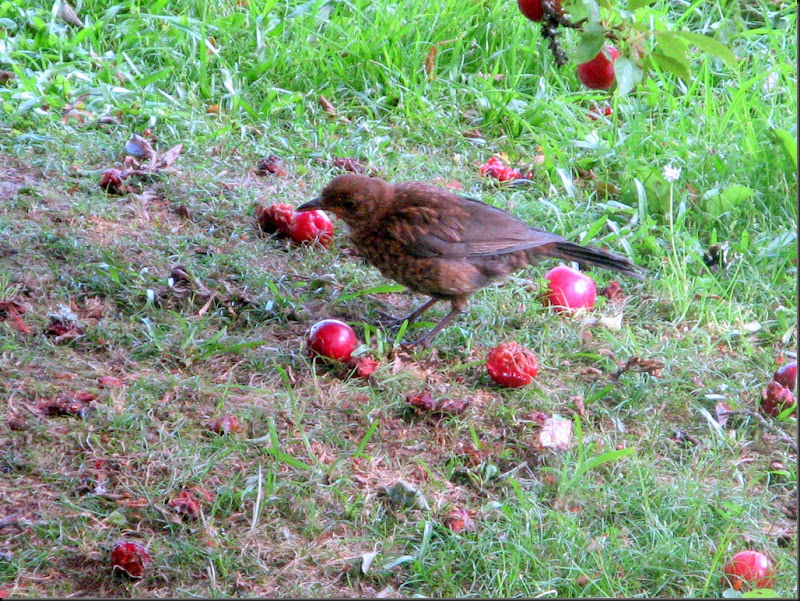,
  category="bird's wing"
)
[387,186,561,259]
